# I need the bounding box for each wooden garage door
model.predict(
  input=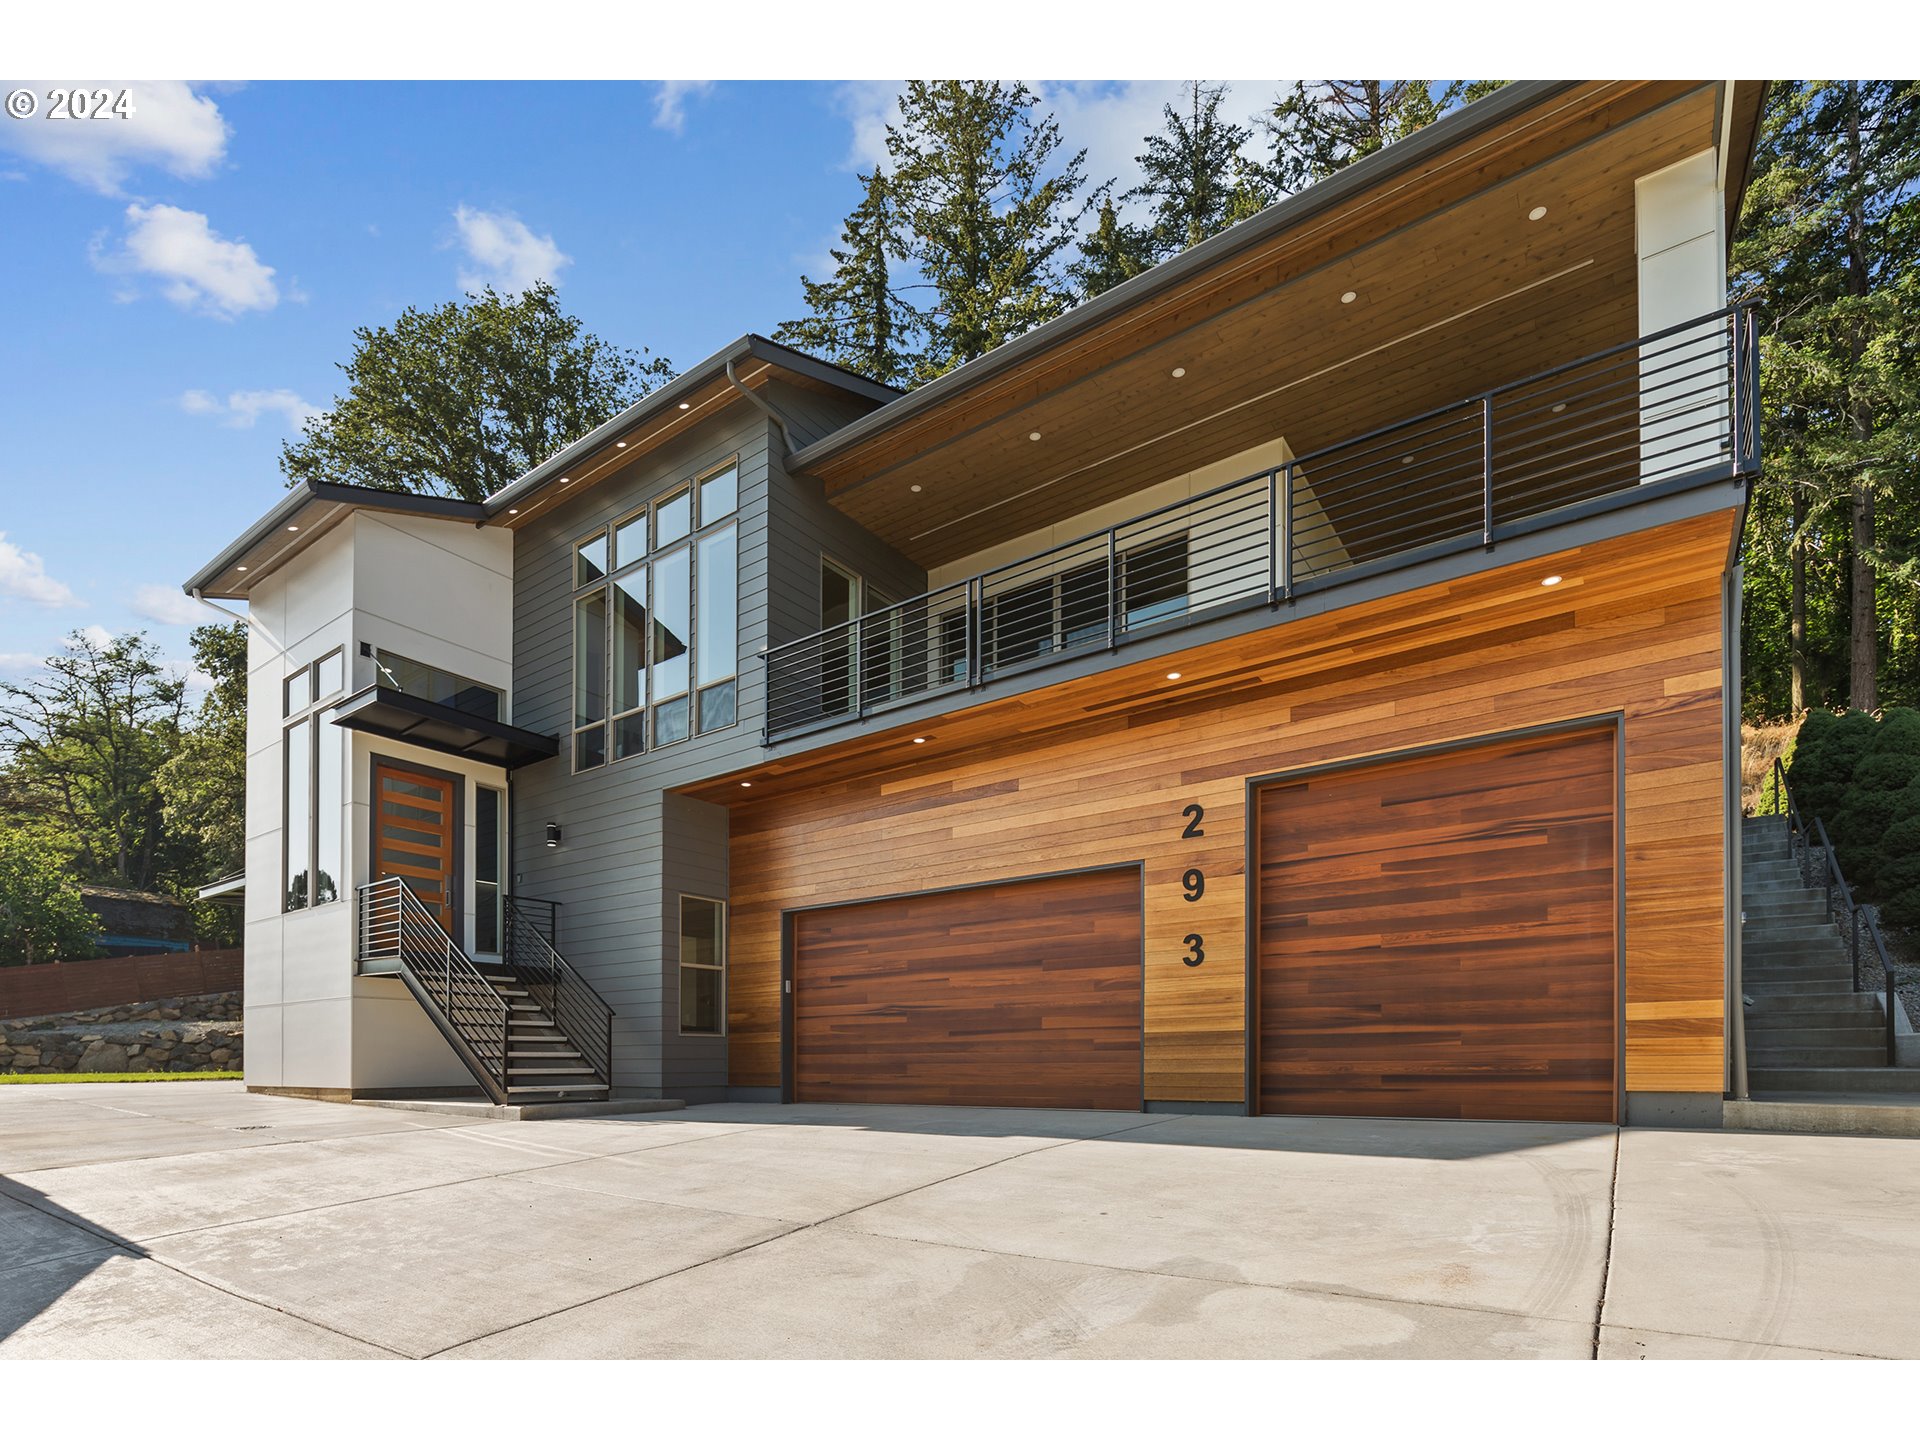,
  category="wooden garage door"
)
[792,868,1143,1110]
[1256,727,1617,1123]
